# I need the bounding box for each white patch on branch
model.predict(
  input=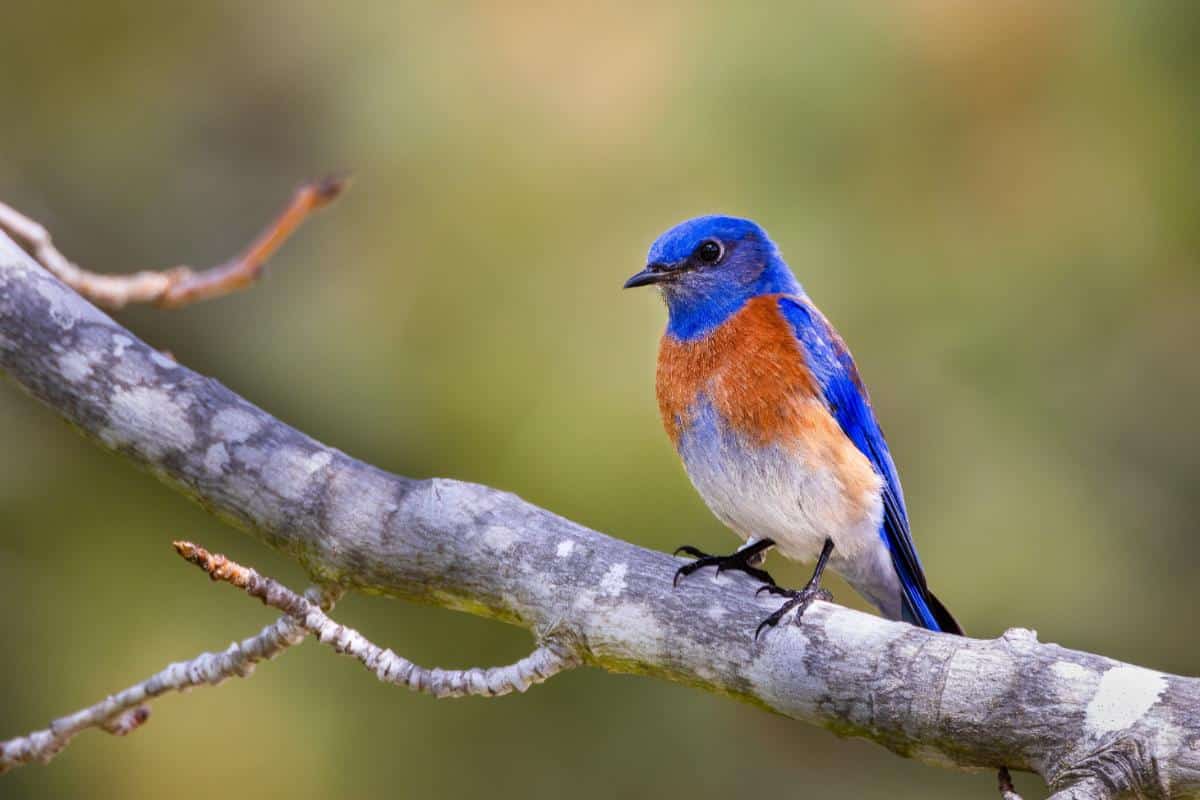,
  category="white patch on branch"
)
[211,407,262,443]
[150,353,177,372]
[481,525,518,555]
[325,467,396,542]
[33,279,97,330]
[556,540,575,558]
[204,443,230,475]
[593,602,665,661]
[1053,661,1092,684]
[57,351,92,382]
[1085,665,1167,735]
[599,563,628,597]
[262,447,332,501]
[103,387,196,458]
